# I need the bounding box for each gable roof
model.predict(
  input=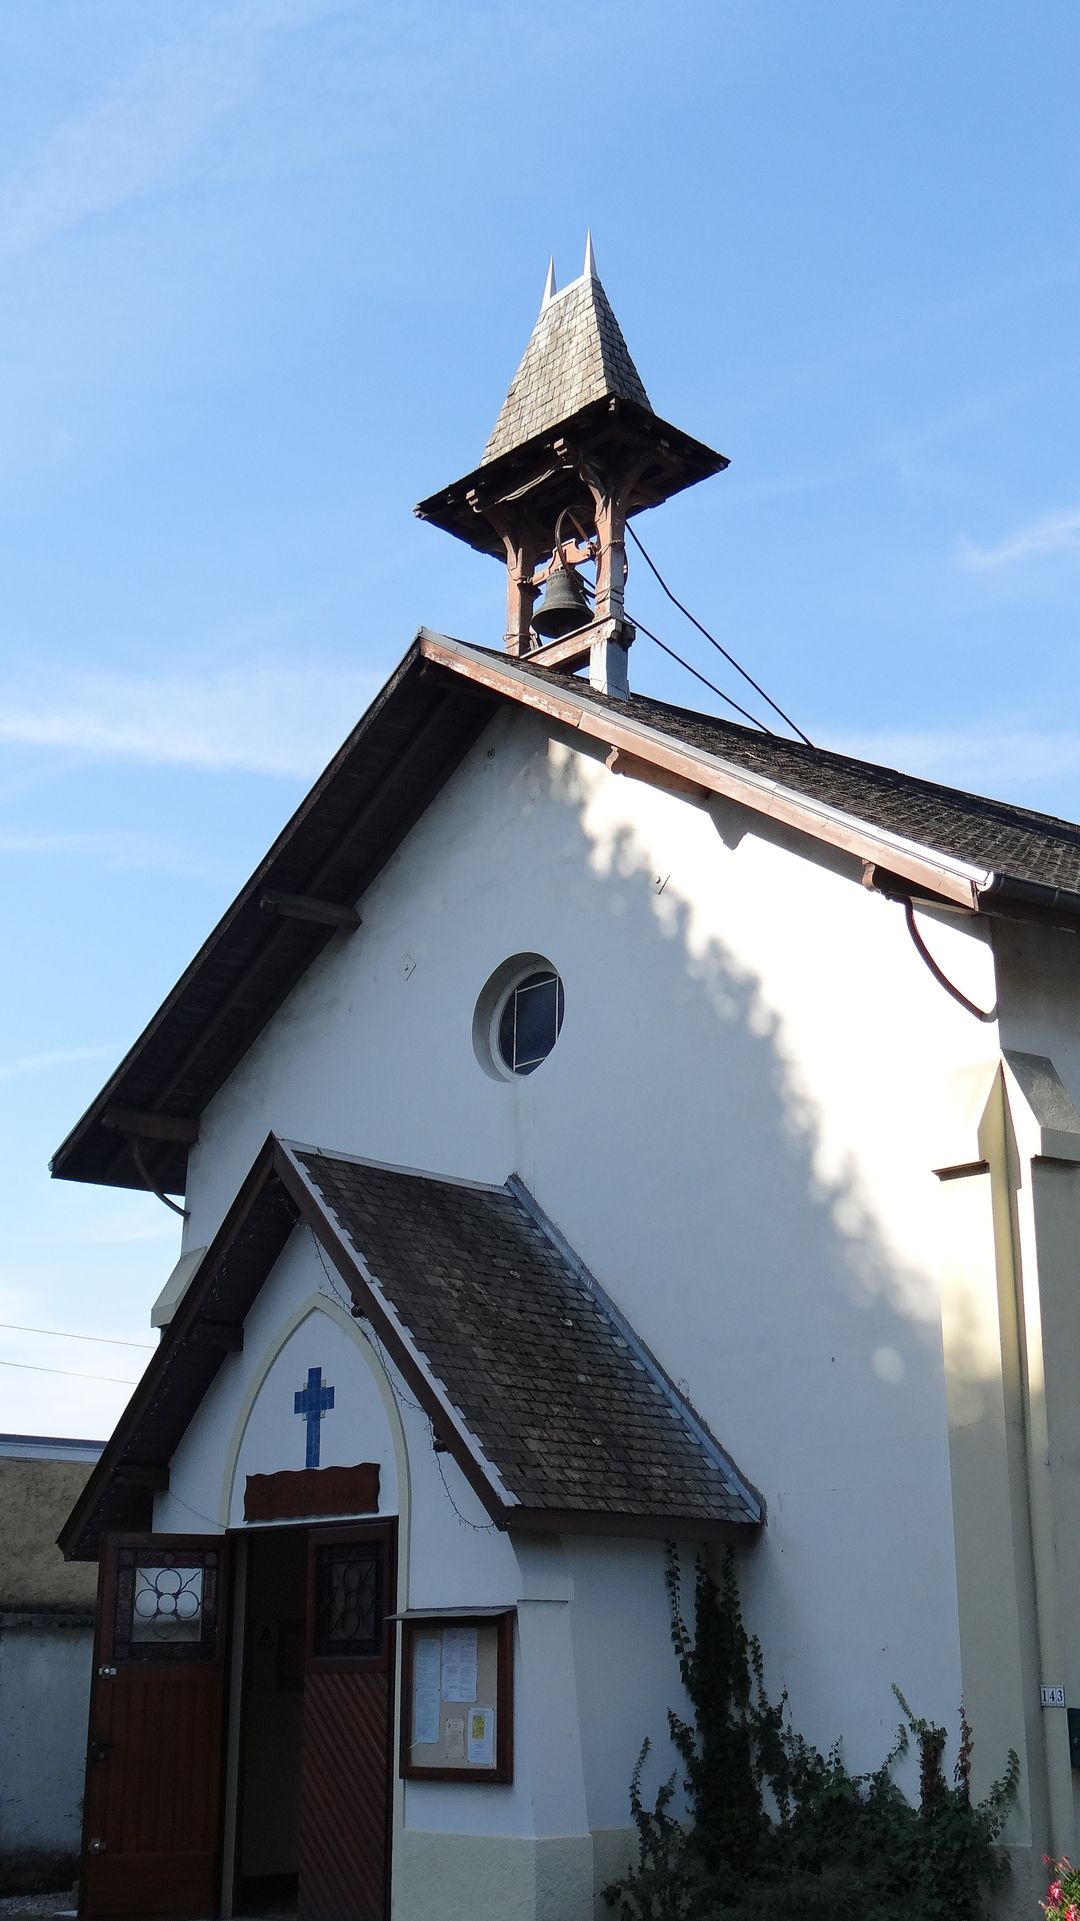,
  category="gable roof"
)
[59,1135,762,1560]
[51,631,1080,1199]
[481,262,651,465]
